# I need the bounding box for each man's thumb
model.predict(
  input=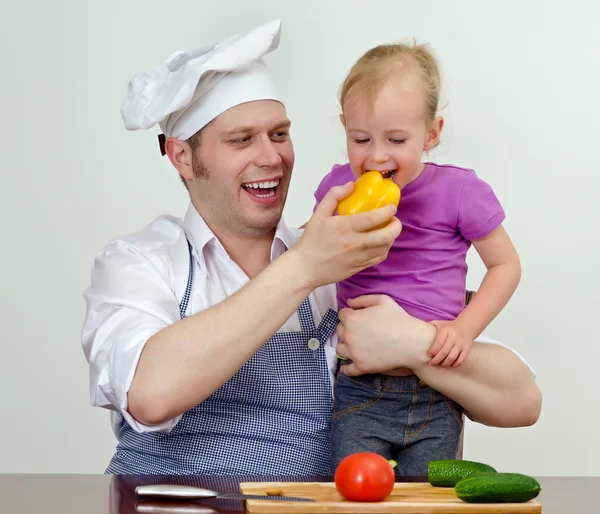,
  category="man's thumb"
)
[347,294,390,310]
[312,182,354,221]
